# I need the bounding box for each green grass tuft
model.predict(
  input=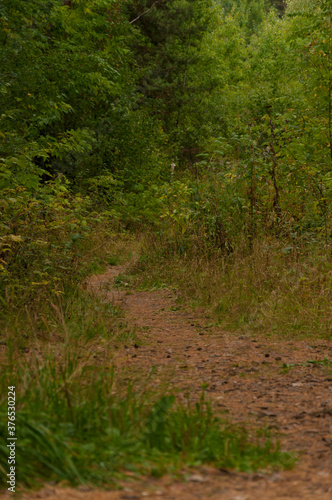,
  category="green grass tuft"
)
[0,359,295,489]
